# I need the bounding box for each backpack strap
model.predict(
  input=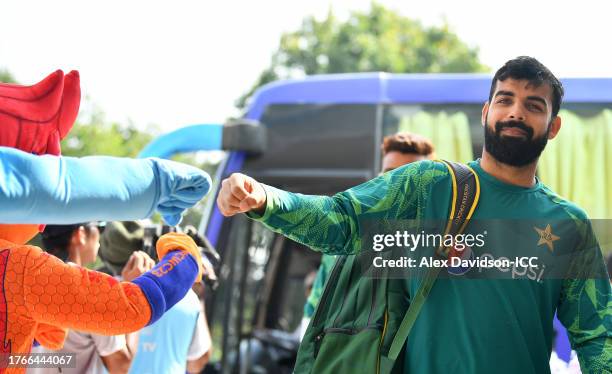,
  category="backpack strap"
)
[384,160,480,365]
